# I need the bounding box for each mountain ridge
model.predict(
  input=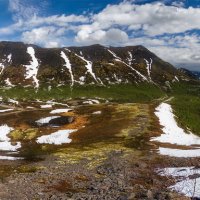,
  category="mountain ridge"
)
[0,41,191,88]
